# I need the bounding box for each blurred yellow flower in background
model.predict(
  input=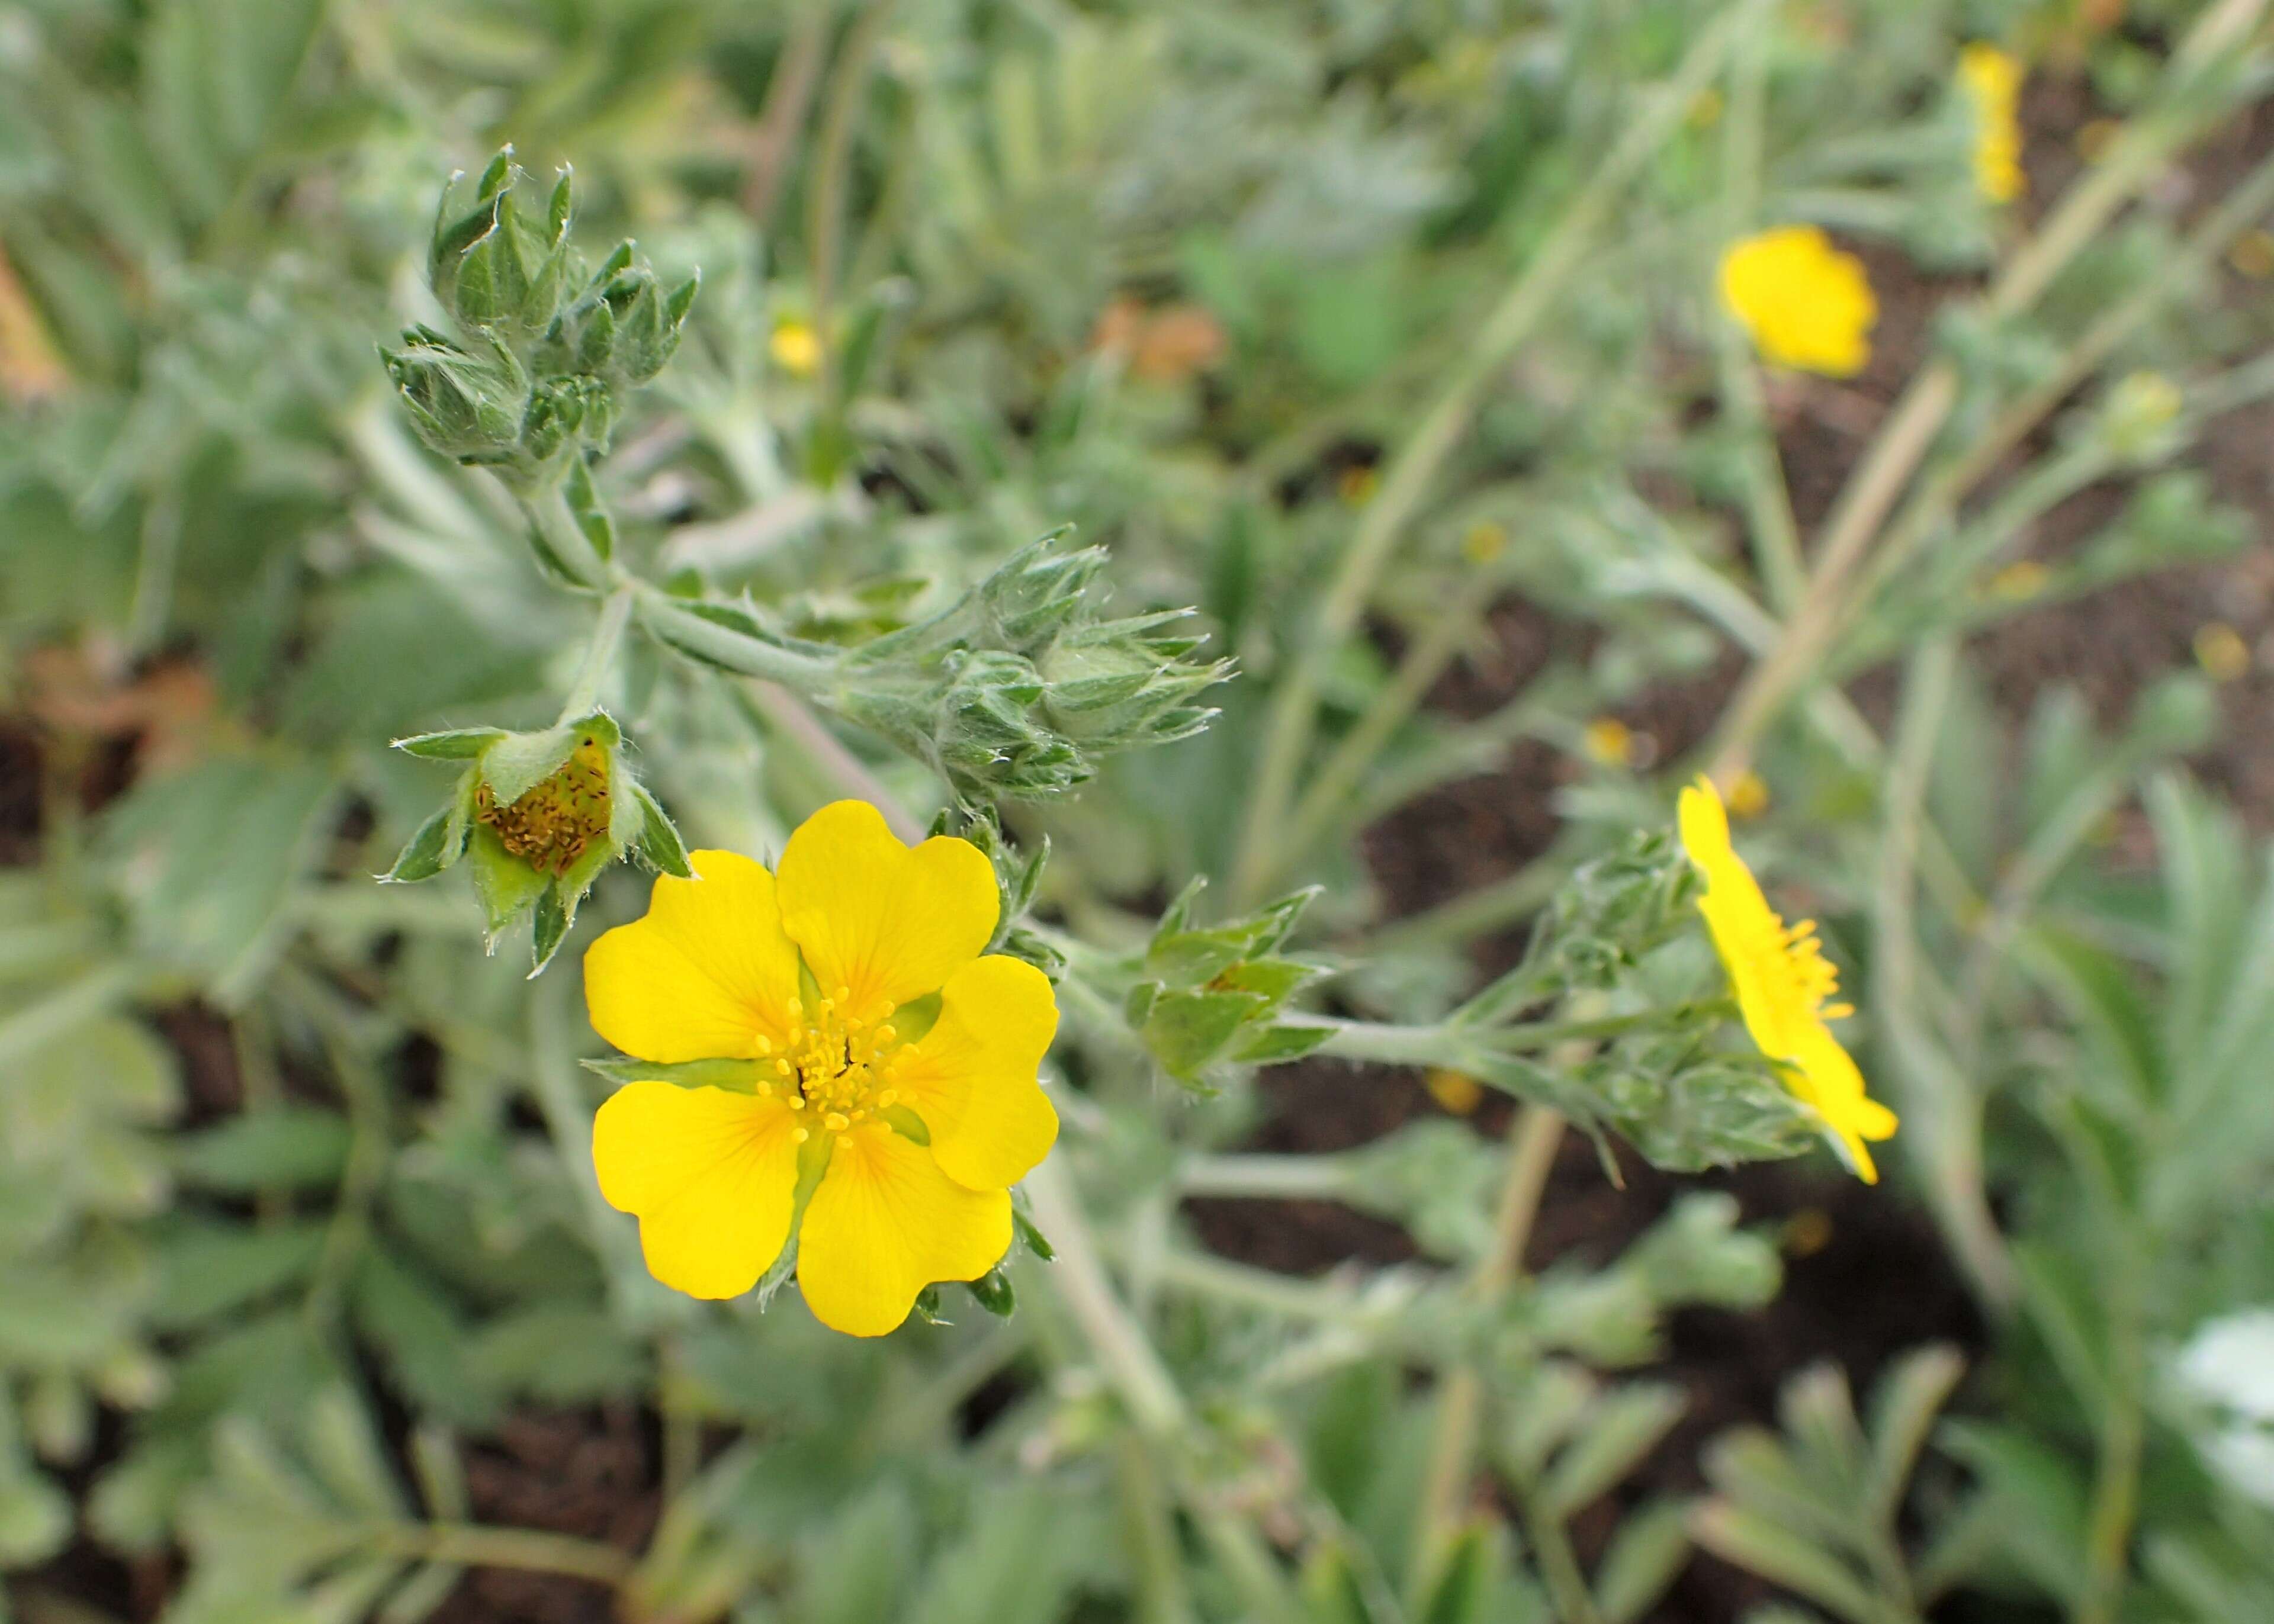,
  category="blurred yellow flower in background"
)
[2195,622,2251,683]
[1958,44,2025,202]
[1425,1067,1483,1116]
[1719,226,1877,377]
[1725,770,1771,819]
[584,801,1058,1336]
[1678,777,1896,1182]
[770,317,821,377]
[1582,716,1636,767]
